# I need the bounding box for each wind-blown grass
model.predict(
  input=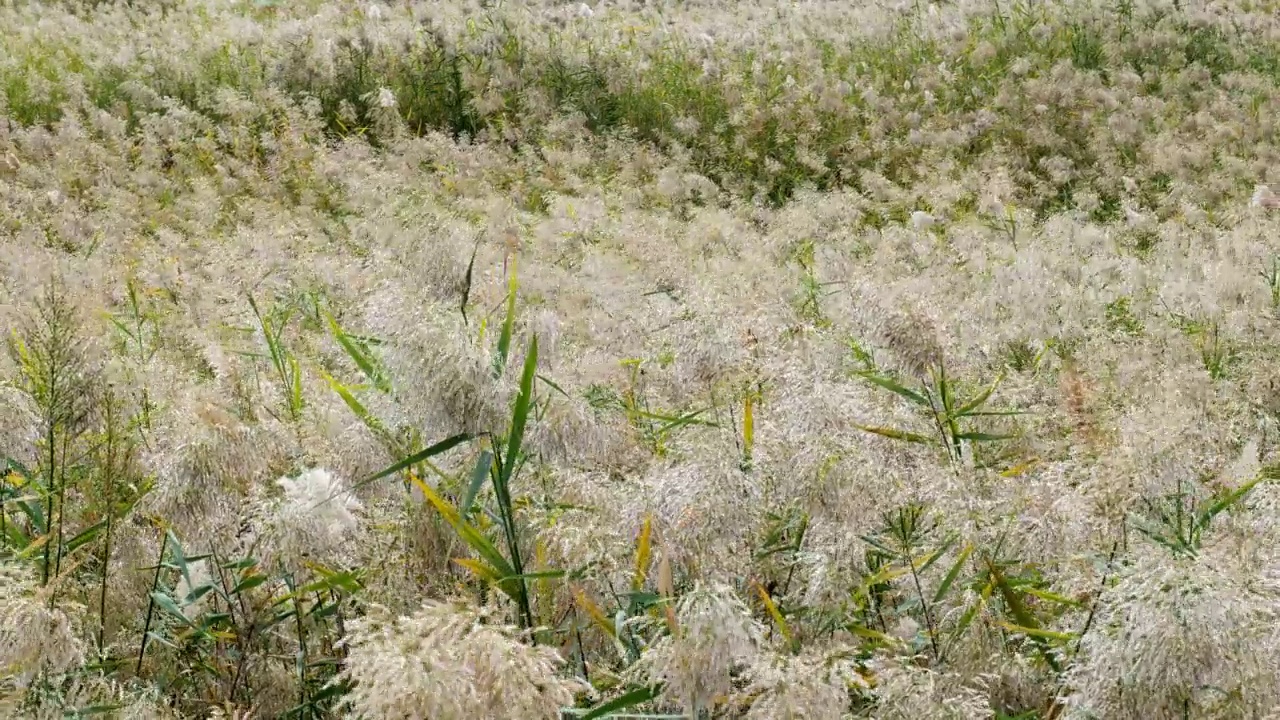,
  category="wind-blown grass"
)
[6,0,1280,718]
[5,0,1280,210]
